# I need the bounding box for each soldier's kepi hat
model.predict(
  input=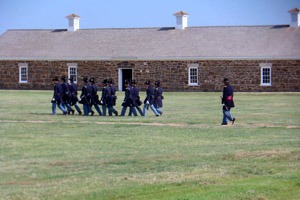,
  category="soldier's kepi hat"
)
[223,78,229,83]
[102,79,108,84]
[154,80,160,86]
[61,76,66,81]
[89,78,95,83]
[68,77,74,82]
[131,80,137,84]
[52,77,59,81]
[82,77,88,83]
[144,80,150,85]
